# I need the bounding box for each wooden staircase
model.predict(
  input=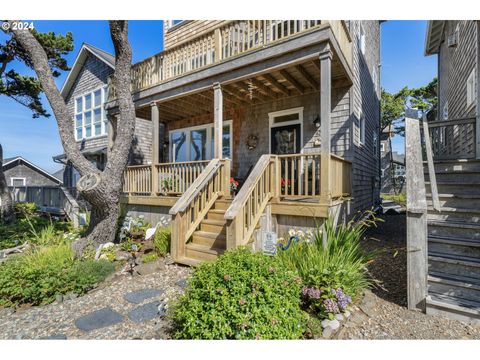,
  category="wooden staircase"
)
[185,198,231,264]
[425,159,480,323]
